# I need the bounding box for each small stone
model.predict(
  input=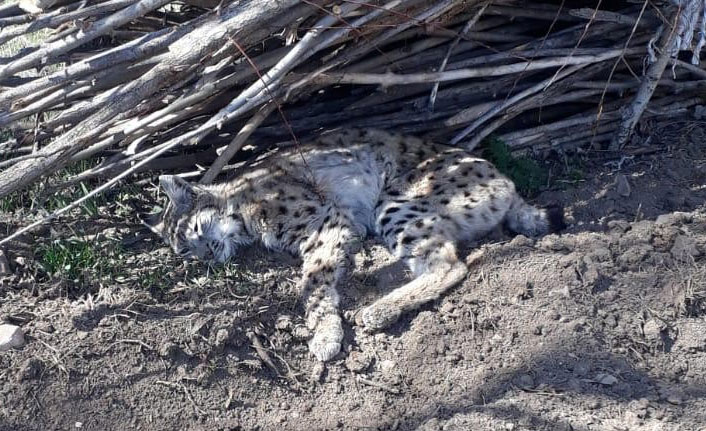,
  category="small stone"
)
[379,359,396,374]
[0,324,25,351]
[504,422,515,430]
[595,373,618,385]
[440,301,456,315]
[642,319,663,342]
[615,174,631,197]
[345,351,372,373]
[671,235,700,260]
